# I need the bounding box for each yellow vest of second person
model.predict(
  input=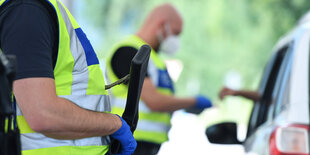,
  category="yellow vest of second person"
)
[106,35,174,144]
[0,0,110,154]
